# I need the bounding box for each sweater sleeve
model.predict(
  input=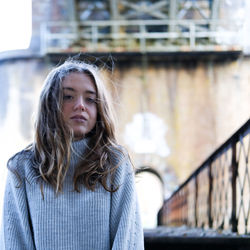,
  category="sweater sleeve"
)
[110,155,144,250]
[0,169,35,250]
